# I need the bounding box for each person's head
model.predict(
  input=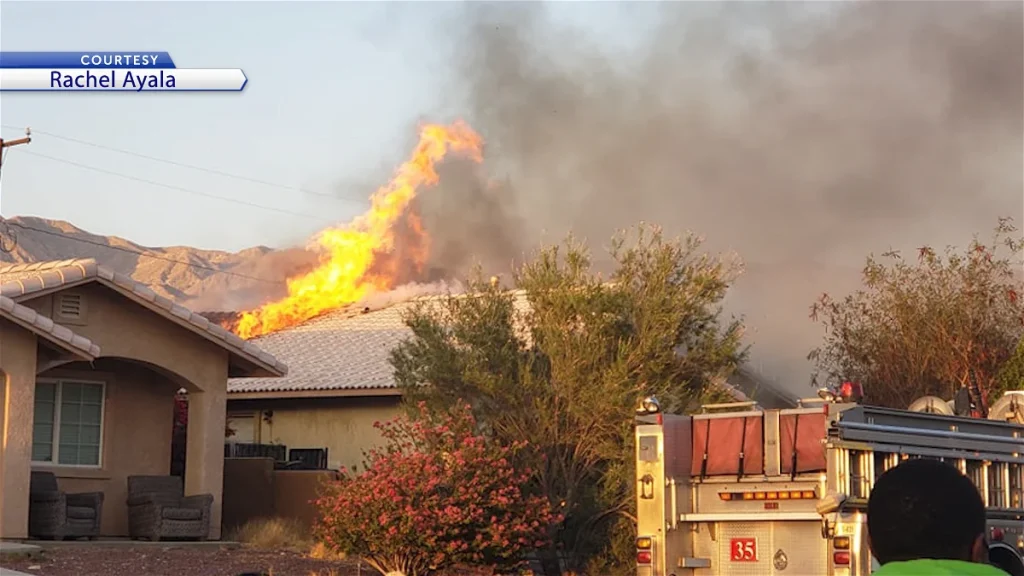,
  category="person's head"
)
[867,458,988,565]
